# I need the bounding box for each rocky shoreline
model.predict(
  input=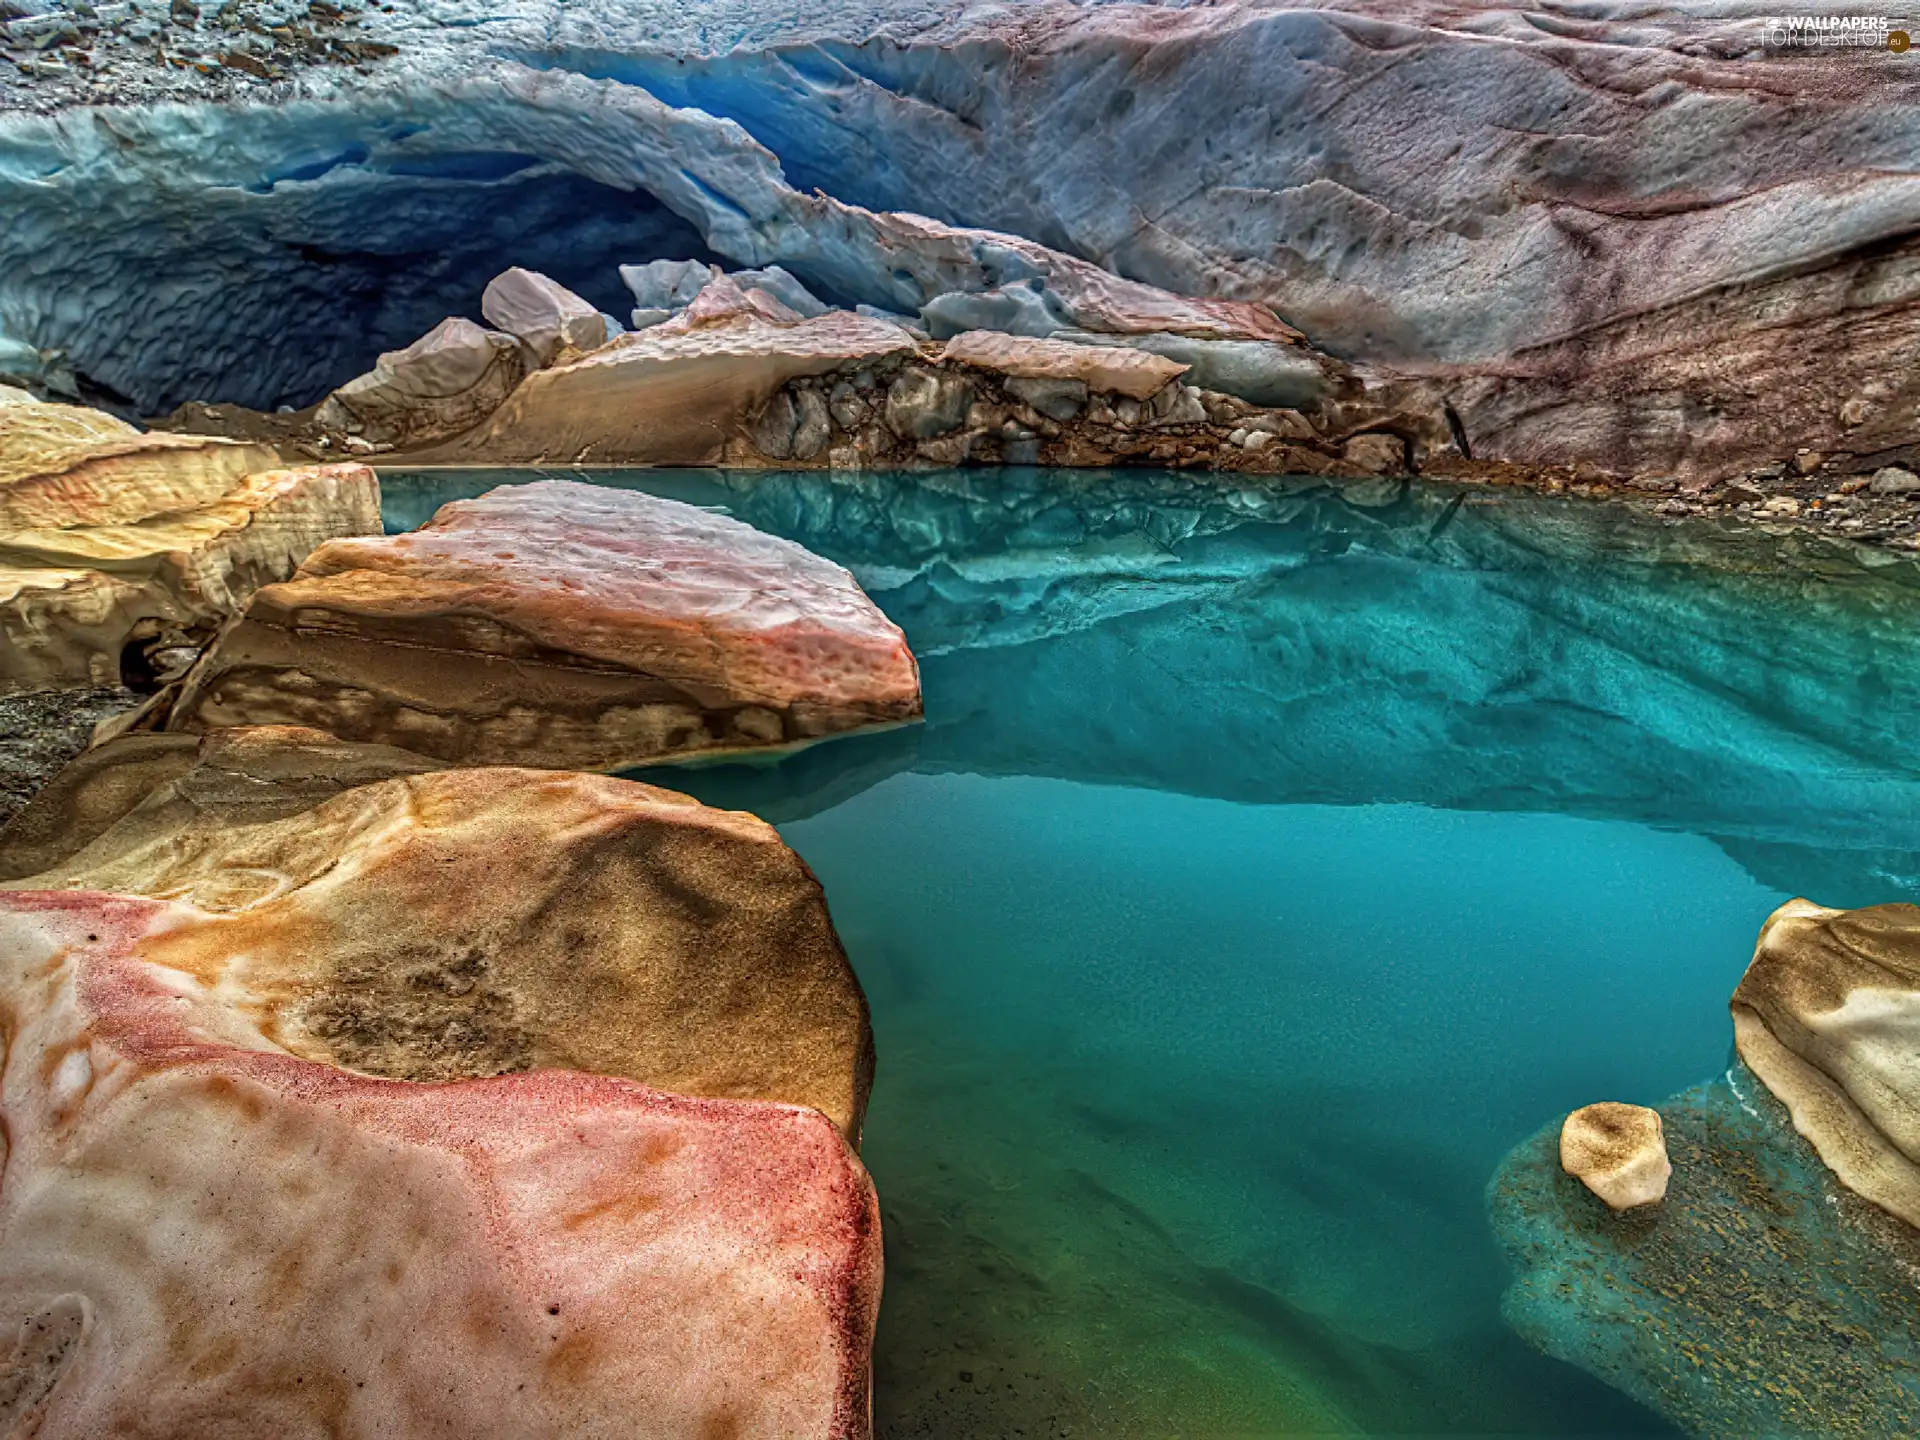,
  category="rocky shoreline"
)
[134,251,1920,560]
[0,394,920,1434]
